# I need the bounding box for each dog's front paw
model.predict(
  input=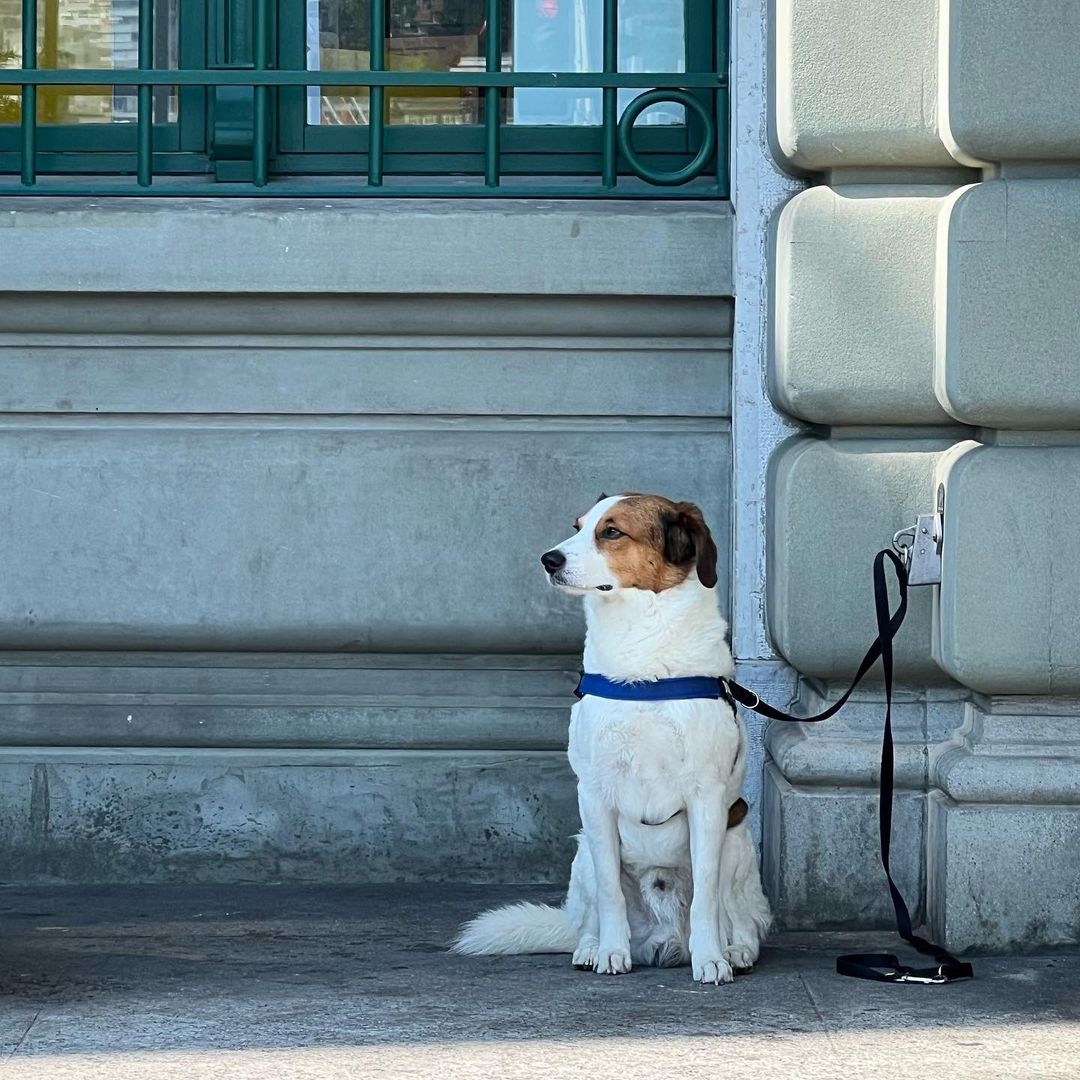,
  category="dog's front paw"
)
[594,945,632,975]
[723,944,757,974]
[572,938,599,970]
[692,954,734,985]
